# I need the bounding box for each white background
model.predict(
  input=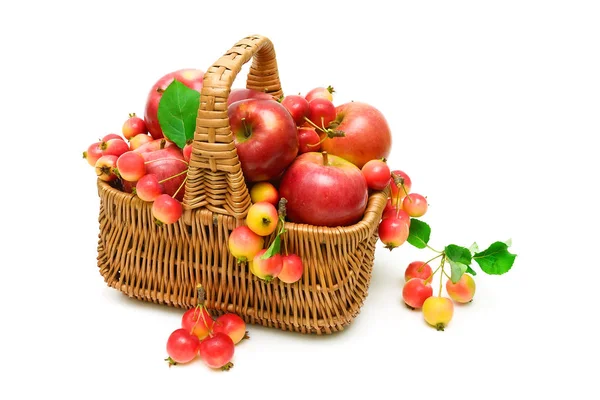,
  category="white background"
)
[2,0,598,398]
